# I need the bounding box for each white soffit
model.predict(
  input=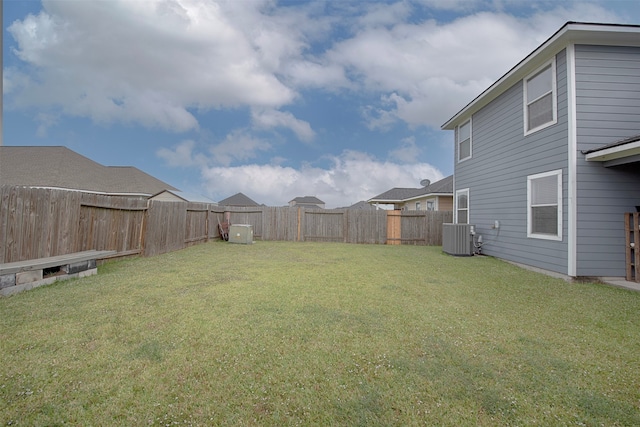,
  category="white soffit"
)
[585,141,640,162]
